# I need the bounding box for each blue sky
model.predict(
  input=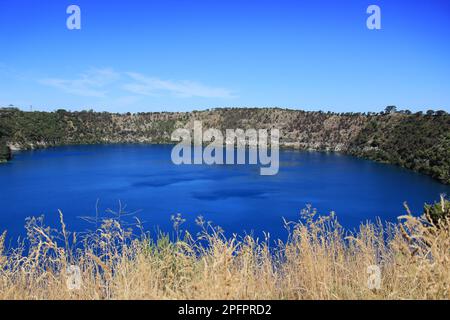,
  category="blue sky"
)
[0,0,449,113]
